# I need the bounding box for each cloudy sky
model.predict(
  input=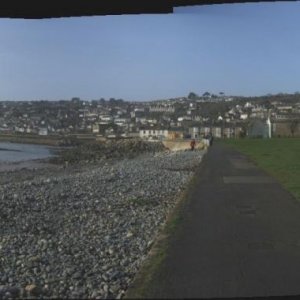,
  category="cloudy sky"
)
[1,1,300,101]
